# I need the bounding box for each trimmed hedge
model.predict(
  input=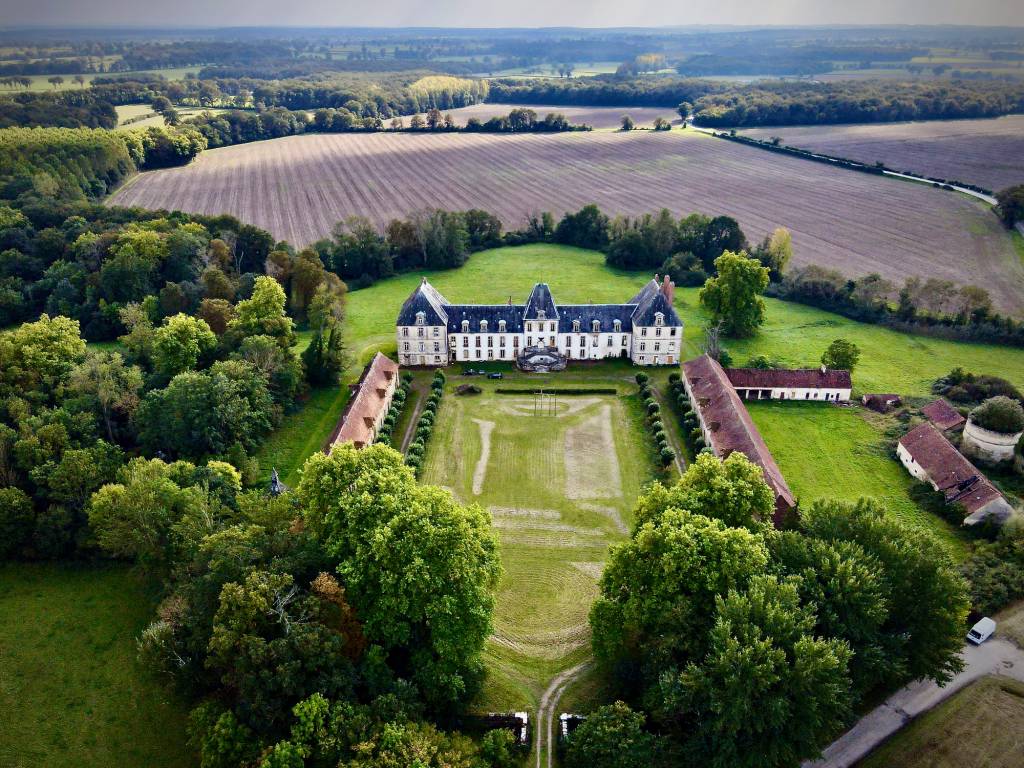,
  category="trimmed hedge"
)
[494,387,618,395]
[406,370,446,475]
[374,374,414,446]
